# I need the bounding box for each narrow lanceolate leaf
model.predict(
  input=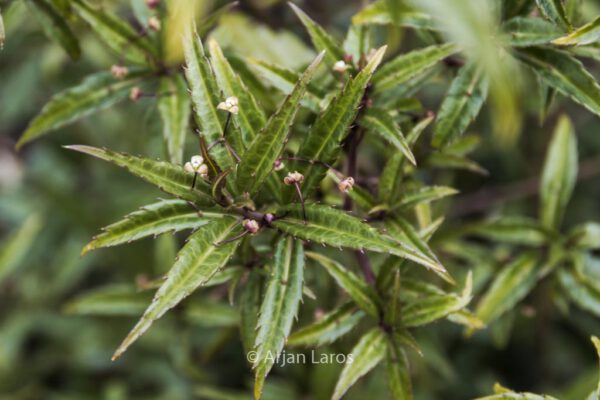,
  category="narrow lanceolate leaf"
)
[17,71,148,149]
[362,108,416,165]
[112,217,241,360]
[81,200,226,255]
[71,0,156,64]
[476,253,540,325]
[503,17,561,47]
[352,0,435,30]
[249,58,324,111]
[65,145,215,205]
[254,237,304,400]
[427,153,488,175]
[401,272,472,327]
[332,328,387,400]
[386,335,413,400]
[0,215,42,284]
[208,39,266,148]
[236,52,324,194]
[289,3,344,67]
[158,75,191,165]
[26,0,80,59]
[273,204,453,283]
[240,270,263,354]
[183,26,230,170]
[553,16,600,46]
[515,47,600,117]
[539,115,577,229]
[0,9,4,48]
[469,217,550,246]
[65,285,152,316]
[307,252,380,317]
[557,267,600,318]
[287,302,365,347]
[534,0,571,31]
[295,46,386,196]
[389,186,458,211]
[432,63,488,148]
[568,222,600,249]
[372,44,456,93]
